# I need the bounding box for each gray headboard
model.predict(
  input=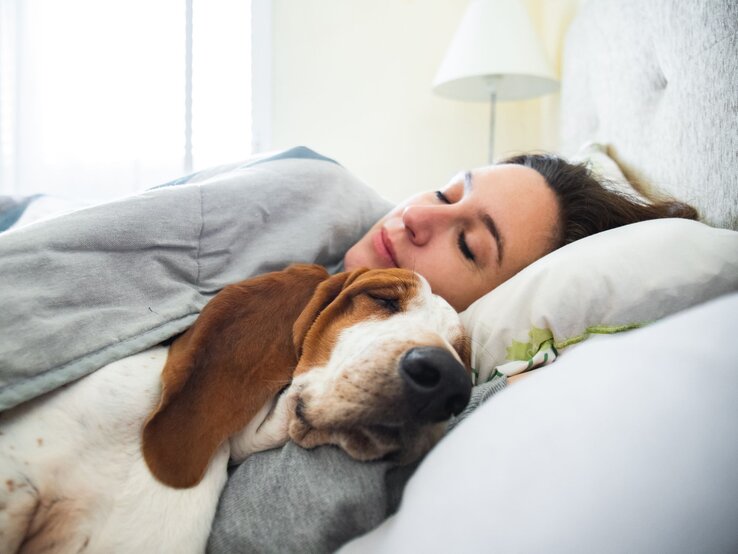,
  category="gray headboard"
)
[560,0,738,230]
